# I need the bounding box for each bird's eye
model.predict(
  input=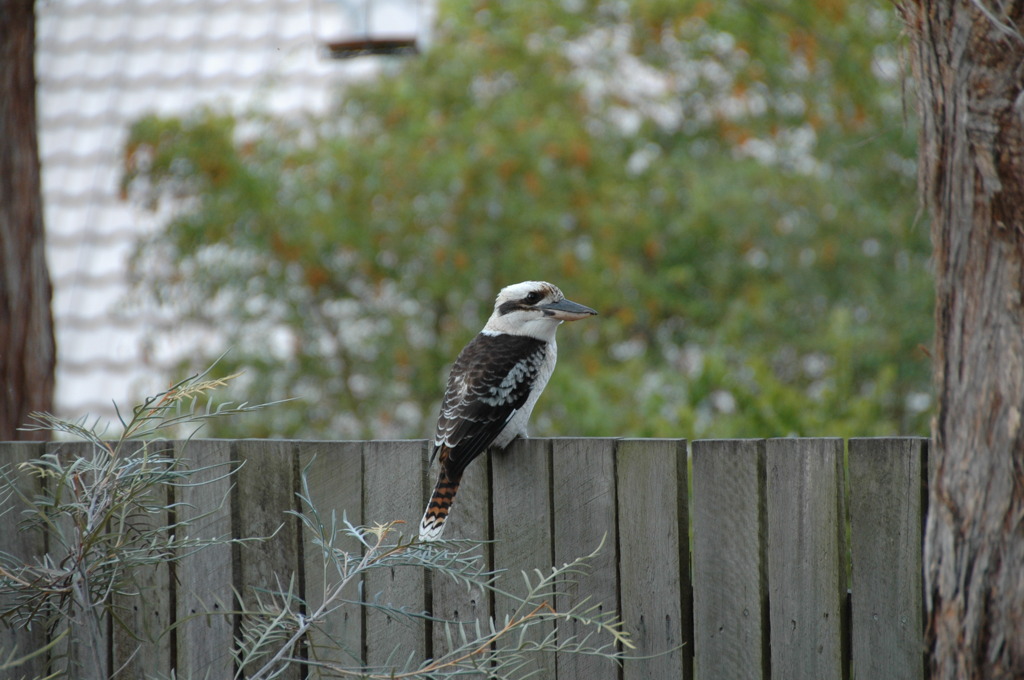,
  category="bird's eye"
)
[524,291,543,304]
